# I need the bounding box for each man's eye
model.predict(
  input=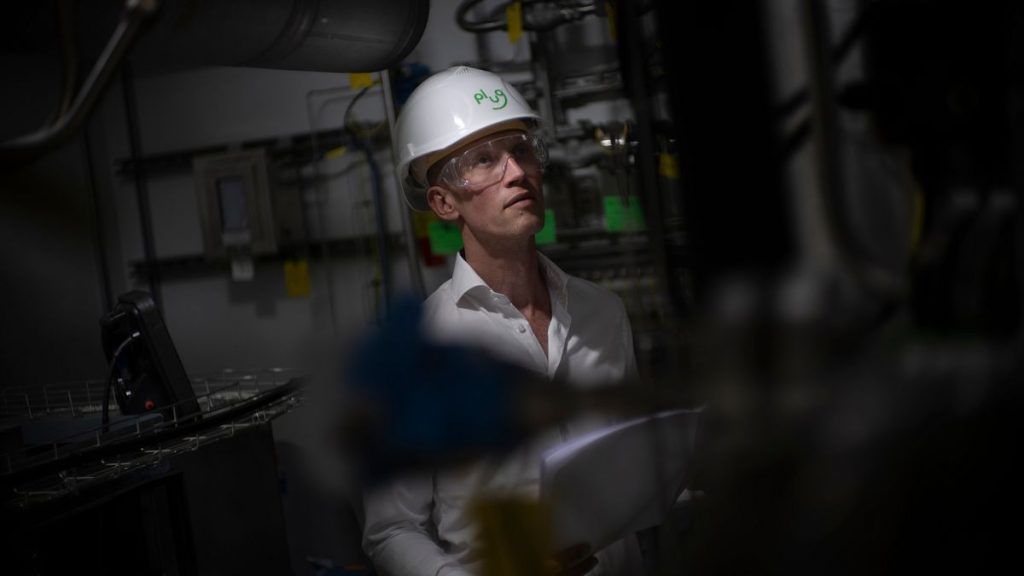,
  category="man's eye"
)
[510,144,532,160]
[470,153,494,167]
